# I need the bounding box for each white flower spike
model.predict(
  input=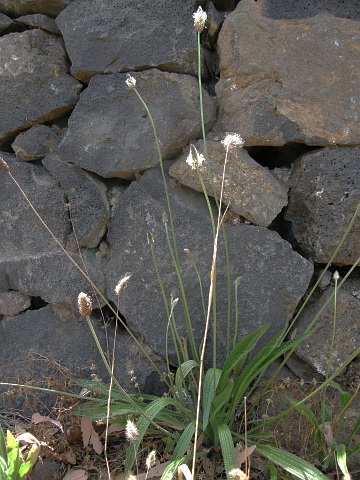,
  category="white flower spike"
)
[222,133,244,149]
[193,6,207,33]
[186,145,205,170]
[125,74,136,89]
